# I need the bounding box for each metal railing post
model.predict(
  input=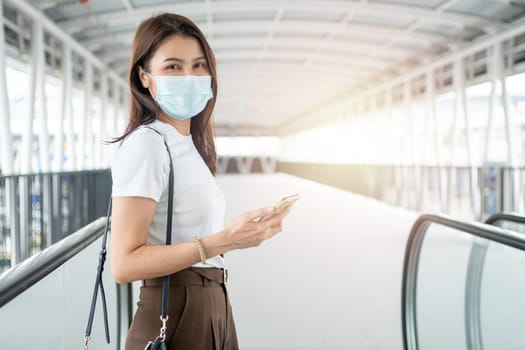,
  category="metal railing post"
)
[6,178,19,265]
[17,177,30,262]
